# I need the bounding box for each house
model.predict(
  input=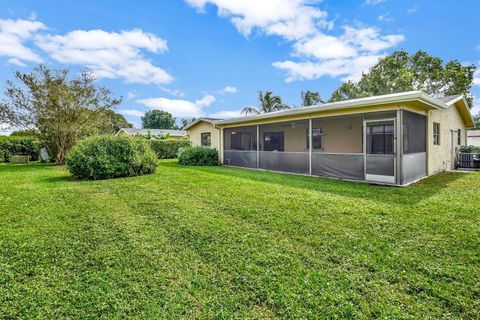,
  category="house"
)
[183,118,221,149]
[467,130,480,146]
[193,91,473,186]
[116,128,188,140]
